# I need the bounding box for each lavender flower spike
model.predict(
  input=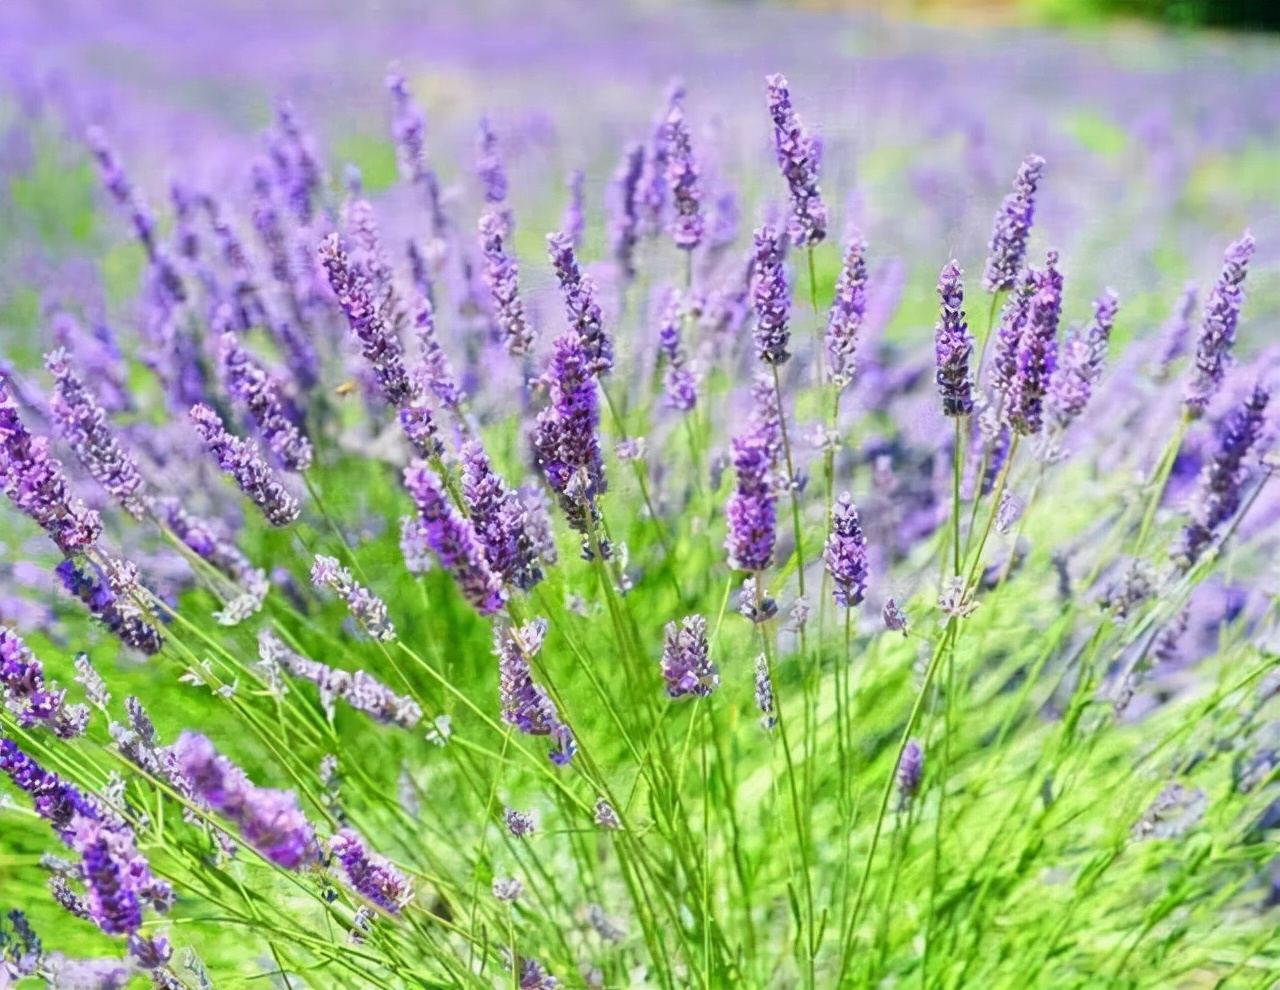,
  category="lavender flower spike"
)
[725,423,777,573]
[982,154,1046,294]
[1171,382,1269,570]
[896,738,924,804]
[330,829,414,913]
[56,558,165,655]
[826,232,868,388]
[477,117,508,205]
[0,738,100,836]
[1184,232,1255,419]
[547,232,612,375]
[480,208,534,357]
[0,377,103,555]
[495,617,576,765]
[172,731,319,869]
[1047,289,1119,431]
[754,654,777,730]
[190,404,299,527]
[44,348,147,519]
[608,142,645,282]
[765,74,827,248]
[403,461,506,615]
[751,224,790,366]
[561,169,585,249]
[1,626,89,739]
[218,332,313,473]
[933,261,975,418]
[1005,251,1063,437]
[824,492,869,607]
[660,615,718,699]
[663,100,703,251]
[461,440,544,591]
[310,555,395,641]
